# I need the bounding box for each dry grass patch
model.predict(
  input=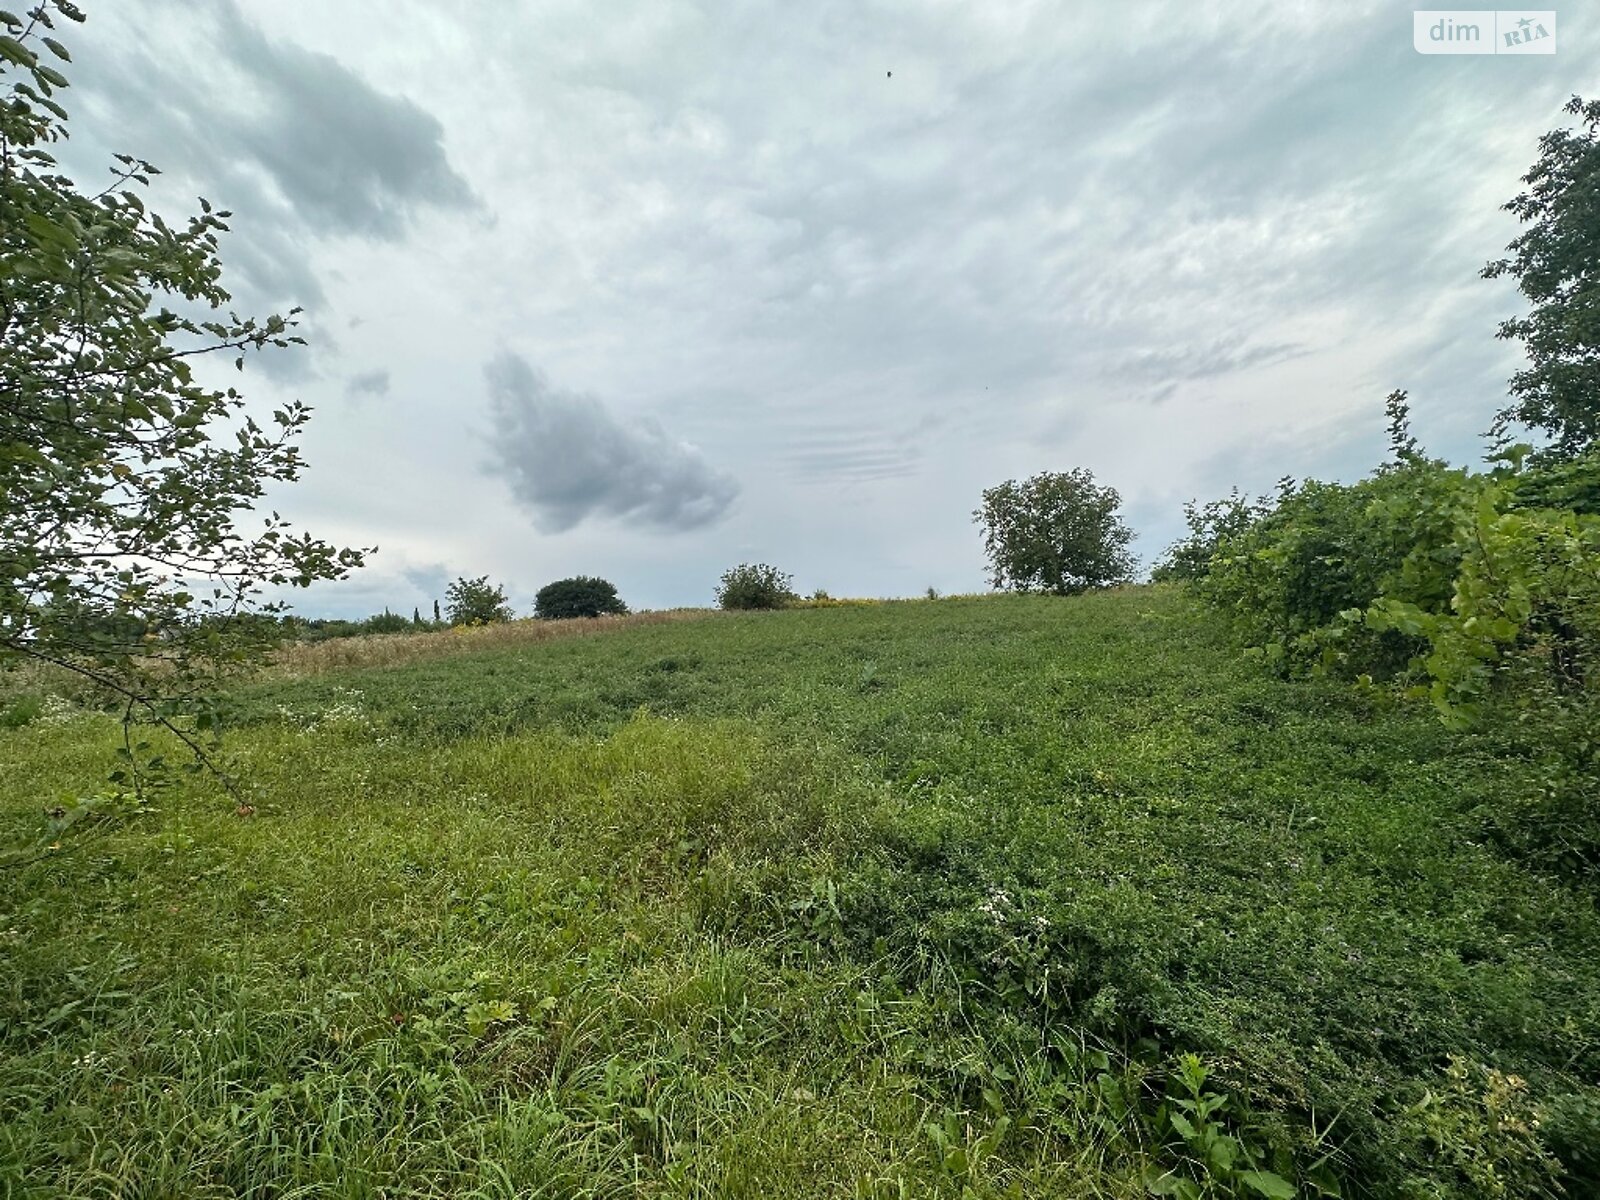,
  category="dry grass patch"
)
[267,609,718,678]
